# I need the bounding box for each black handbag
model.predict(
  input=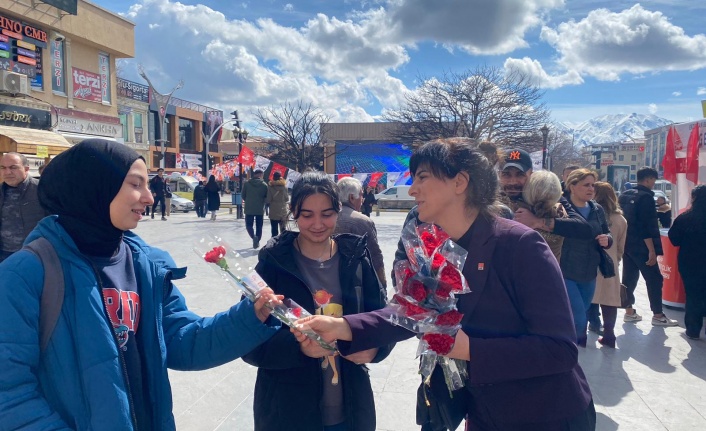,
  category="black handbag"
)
[619,283,631,309]
[416,364,469,431]
[598,247,616,278]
